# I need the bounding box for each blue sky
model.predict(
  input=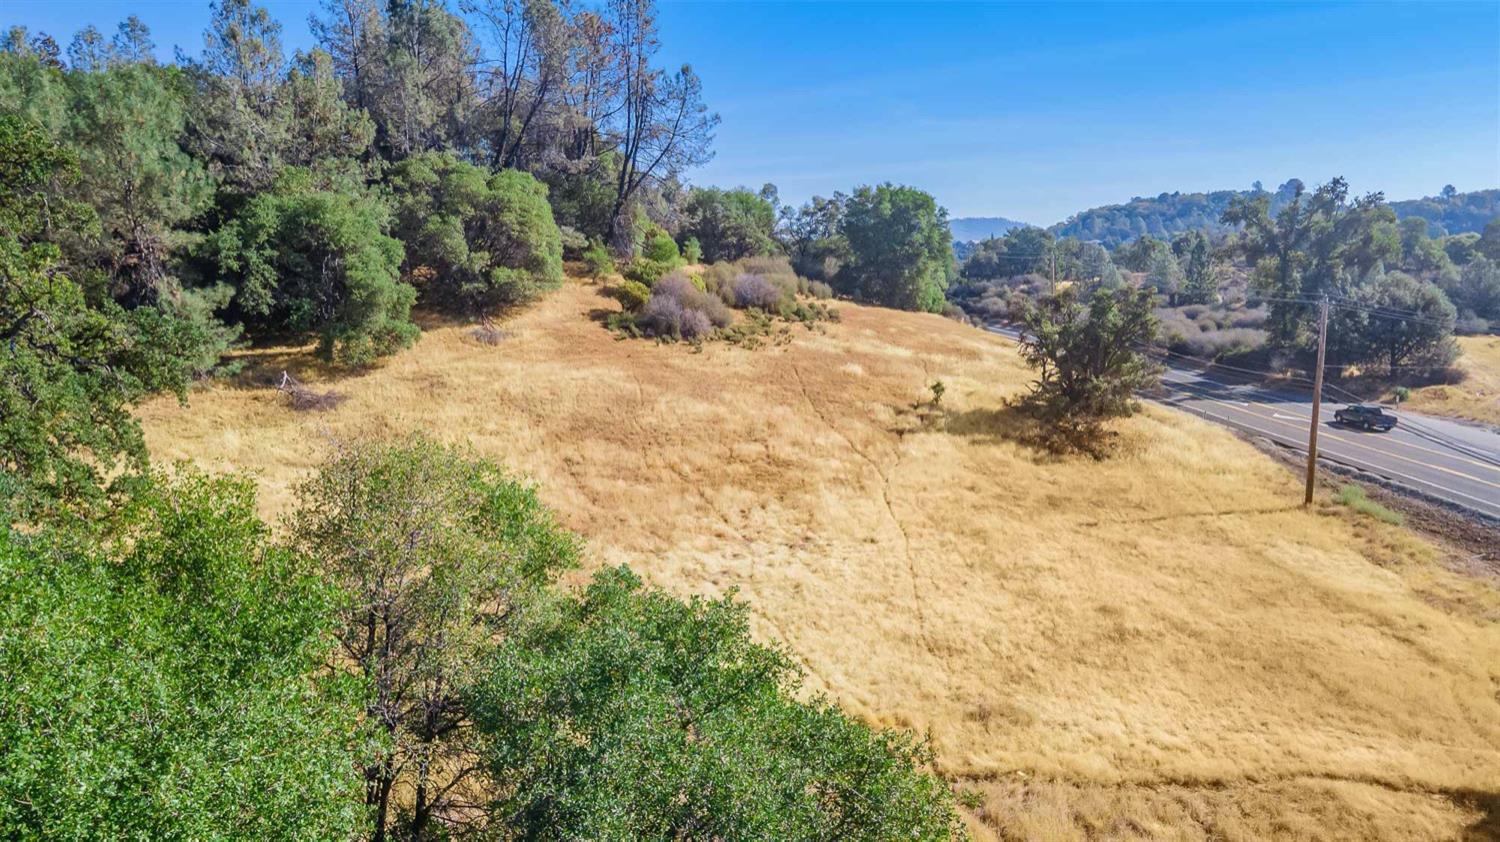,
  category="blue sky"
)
[6,1,1498,223]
